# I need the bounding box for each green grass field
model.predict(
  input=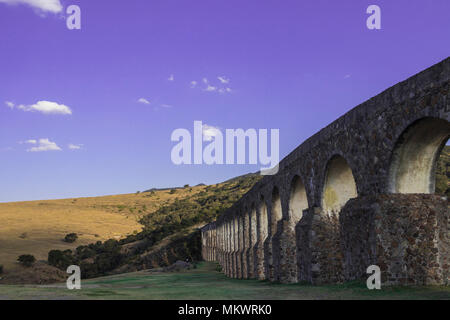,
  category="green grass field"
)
[0,262,449,300]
